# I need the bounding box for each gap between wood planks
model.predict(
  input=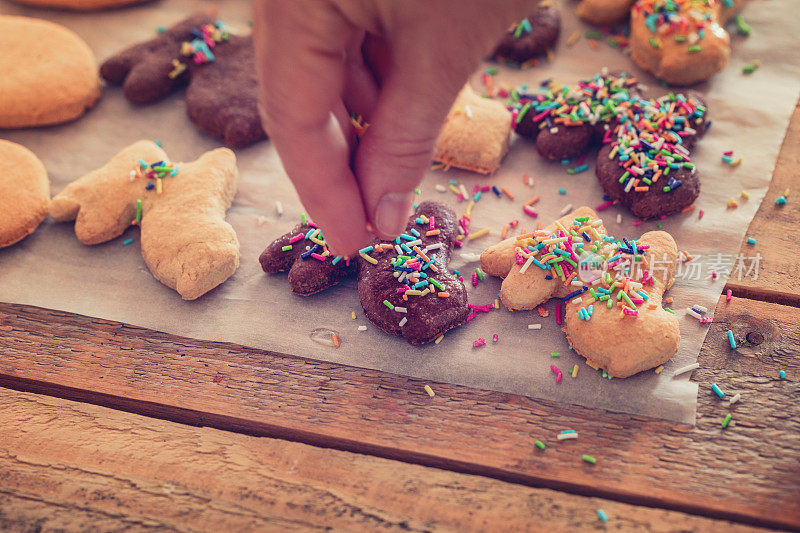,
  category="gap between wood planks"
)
[0,376,777,530]
[0,301,797,533]
[724,285,800,309]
